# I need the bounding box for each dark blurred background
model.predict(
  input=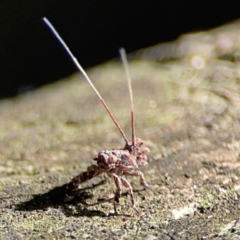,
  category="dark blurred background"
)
[0,0,240,99]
